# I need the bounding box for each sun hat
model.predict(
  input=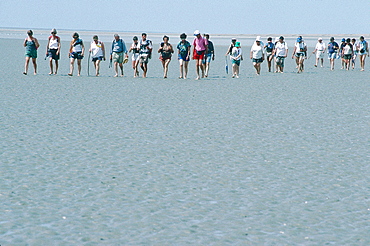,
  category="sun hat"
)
[51,28,57,34]
[256,36,261,42]
[194,30,200,36]
[318,37,322,41]
[235,42,241,47]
